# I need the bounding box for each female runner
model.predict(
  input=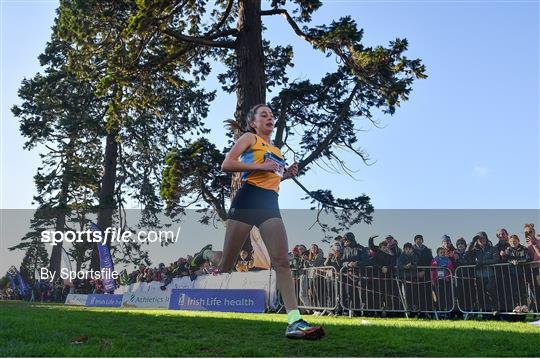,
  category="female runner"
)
[192,104,325,340]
